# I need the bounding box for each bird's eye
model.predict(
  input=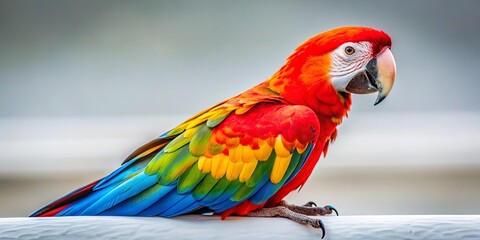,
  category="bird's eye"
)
[344,46,355,55]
